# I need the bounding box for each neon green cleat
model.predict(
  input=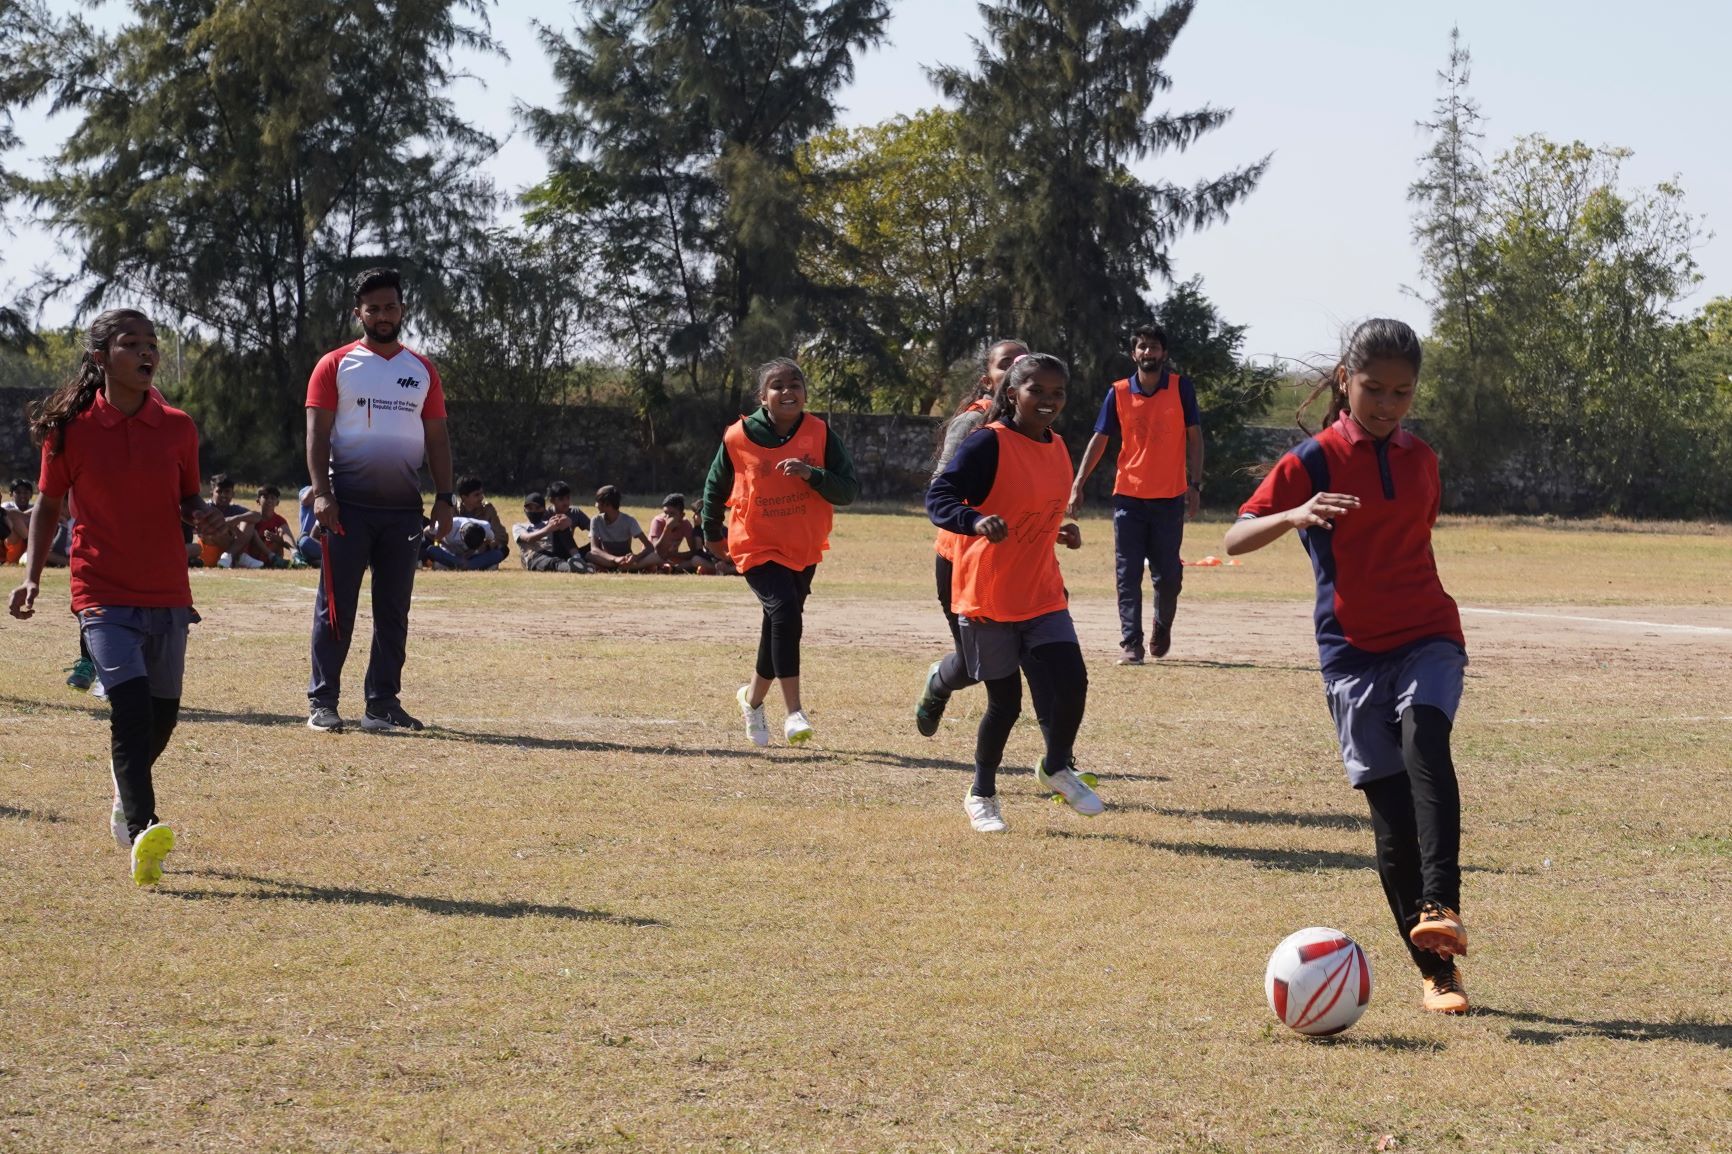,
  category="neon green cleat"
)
[130,824,175,886]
